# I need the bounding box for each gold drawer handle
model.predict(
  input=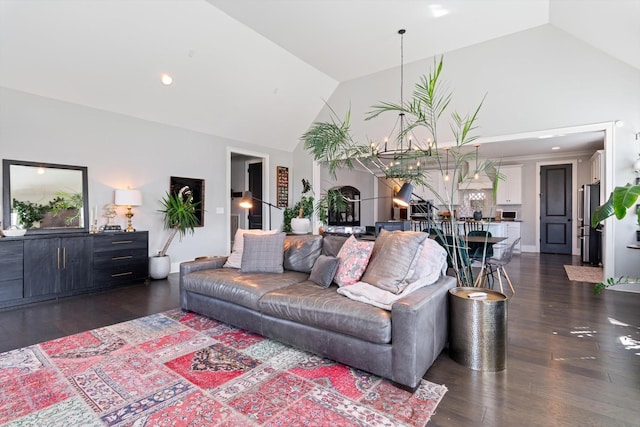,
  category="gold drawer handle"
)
[112,240,133,245]
[112,271,133,277]
[112,255,133,261]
